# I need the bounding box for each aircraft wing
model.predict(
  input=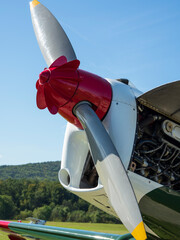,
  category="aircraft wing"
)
[0,220,134,240]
